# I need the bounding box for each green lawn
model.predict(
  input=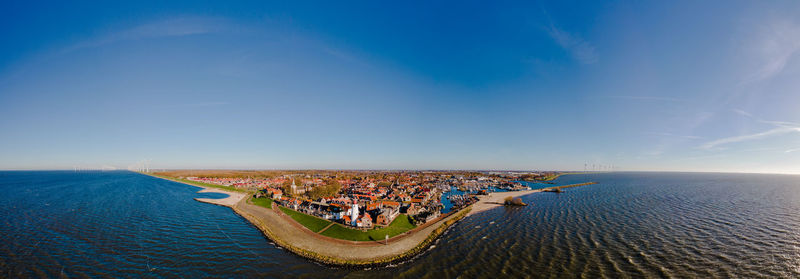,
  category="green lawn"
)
[320,214,416,241]
[279,206,331,233]
[252,197,272,209]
